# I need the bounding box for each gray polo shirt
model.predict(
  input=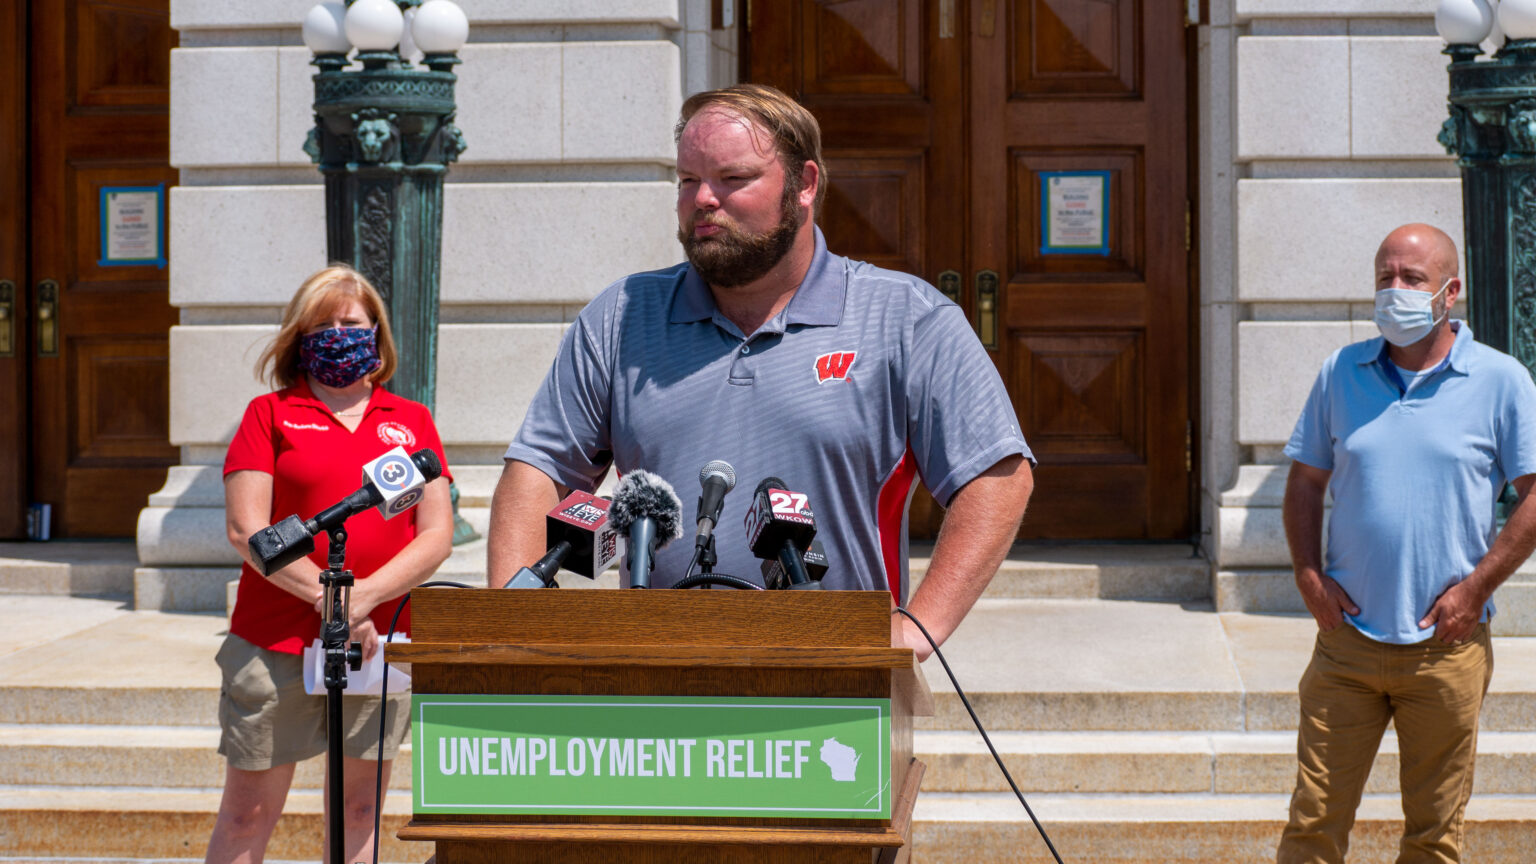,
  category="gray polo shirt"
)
[506,228,1032,600]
